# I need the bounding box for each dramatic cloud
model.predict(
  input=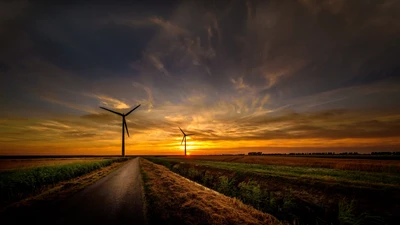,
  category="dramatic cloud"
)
[0,0,399,155]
